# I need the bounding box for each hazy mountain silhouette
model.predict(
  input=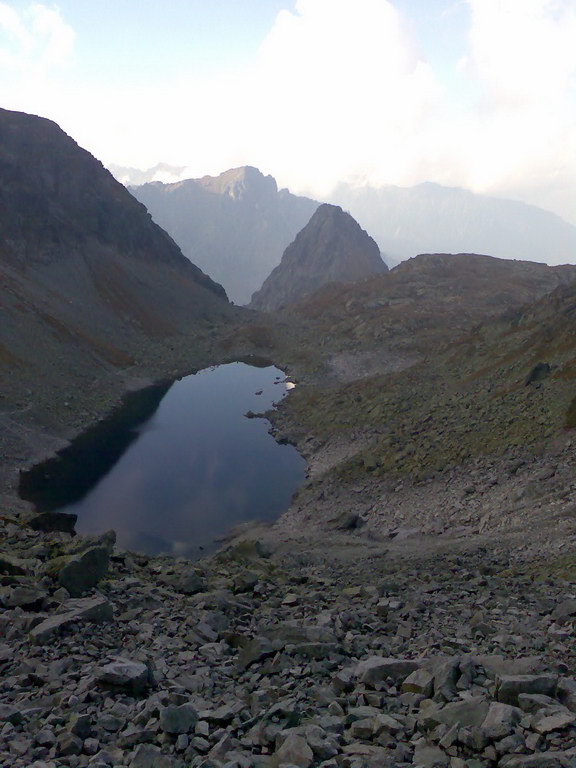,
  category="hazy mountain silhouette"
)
[129,167,318,304]
[329,182,576,267]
